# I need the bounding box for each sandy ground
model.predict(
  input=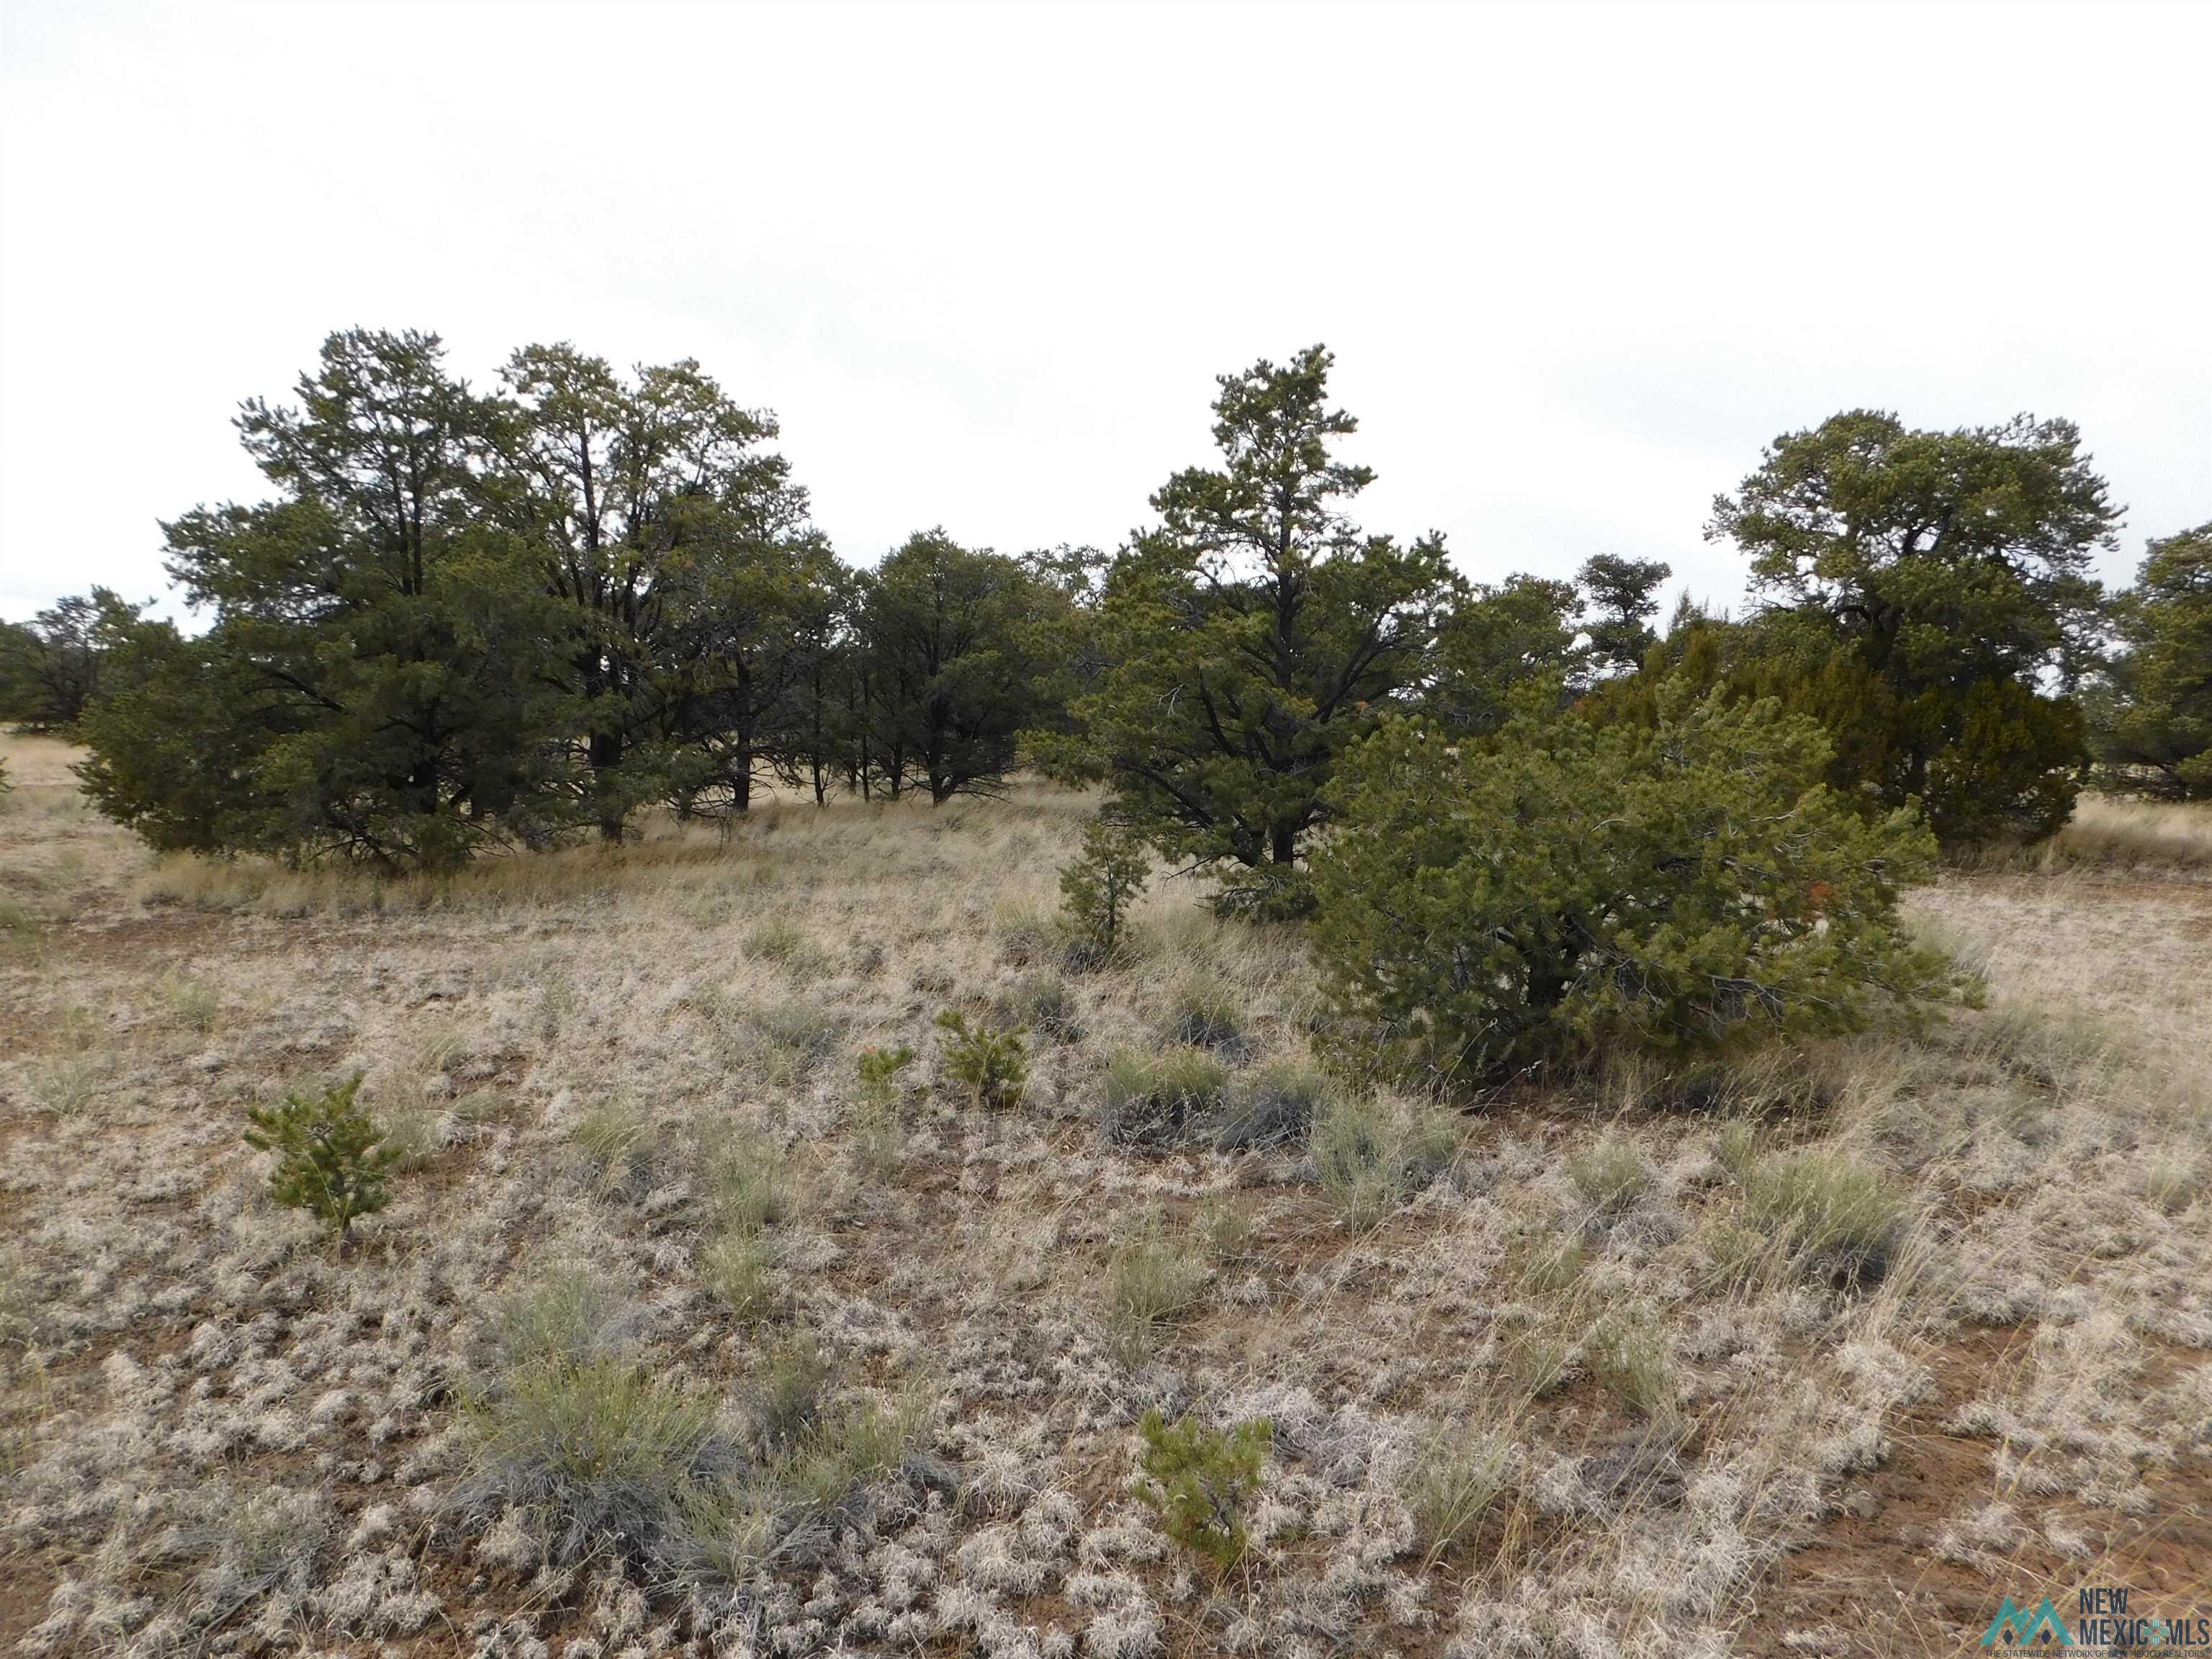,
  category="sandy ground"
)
[1,732,2206,1658]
